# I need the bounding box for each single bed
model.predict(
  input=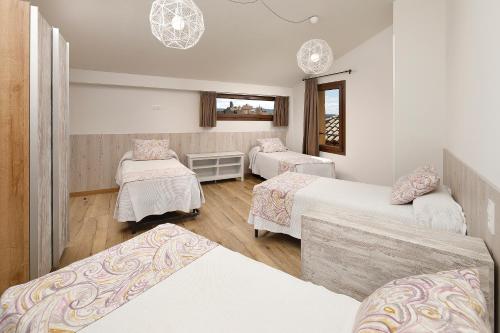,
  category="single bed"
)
[114,151,204,222]
[249,172,467,239]
[0,224,359,333]
[249,146,335,179]
[0,224,489,333]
